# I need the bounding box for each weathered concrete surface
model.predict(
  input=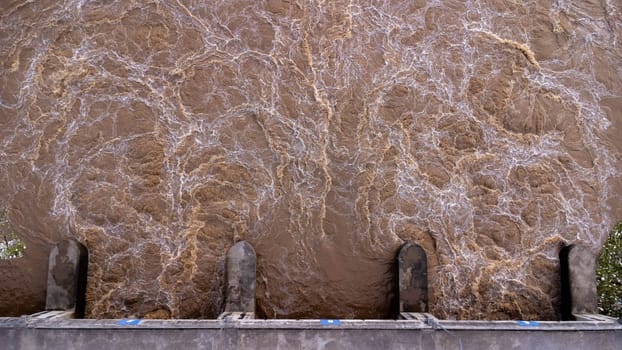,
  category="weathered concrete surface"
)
[567,245,598,315]
[45,240,88,318]
[398,242,428,312]
[0,316,620,350]
[224,241,256,314]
